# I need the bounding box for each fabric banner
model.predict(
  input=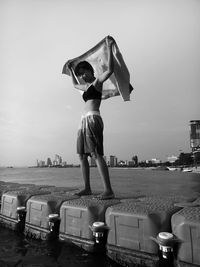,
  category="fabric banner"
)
[62,36,133,101]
